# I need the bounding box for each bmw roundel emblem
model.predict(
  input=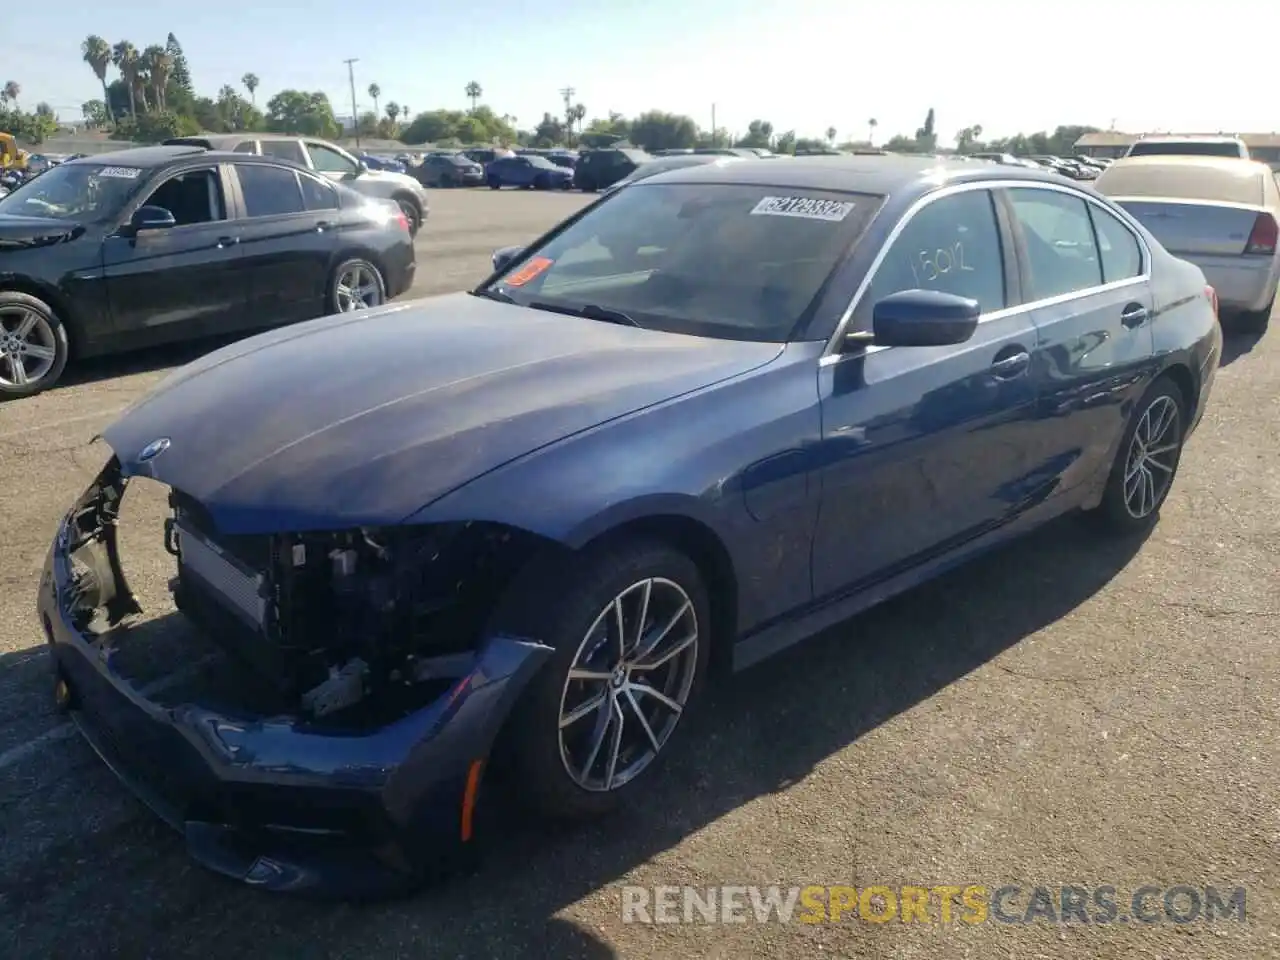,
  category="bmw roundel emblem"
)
[137,438,171,463]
